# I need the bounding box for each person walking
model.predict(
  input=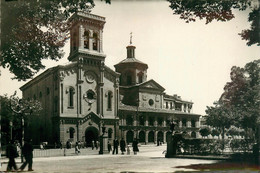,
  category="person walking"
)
[132,138,139,155]
[6,140,18,172]
[107,141,112,153]
[20,139,34,171]
[112,138,119,155]
[120,138,126,155]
